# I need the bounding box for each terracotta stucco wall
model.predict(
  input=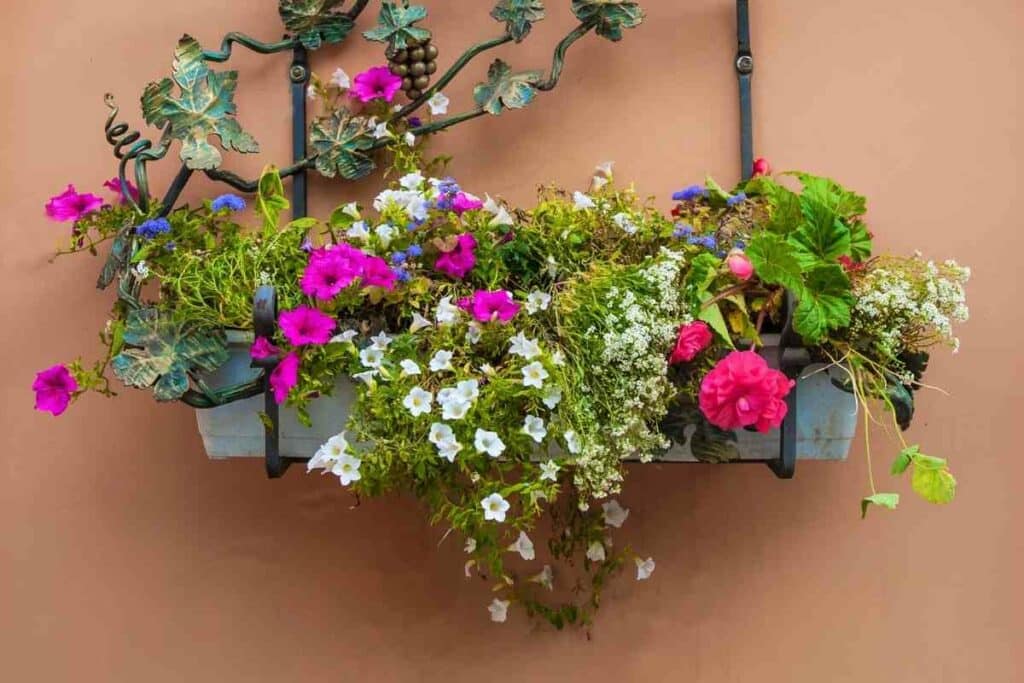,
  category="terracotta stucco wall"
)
[2,1,1021,680]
